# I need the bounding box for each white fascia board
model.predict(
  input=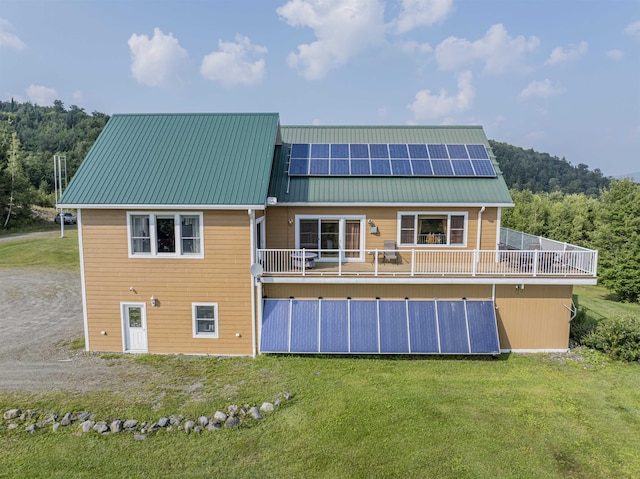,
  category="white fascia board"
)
[270,202,514,208]
[260,276,597,285]
[57,203,266,211]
